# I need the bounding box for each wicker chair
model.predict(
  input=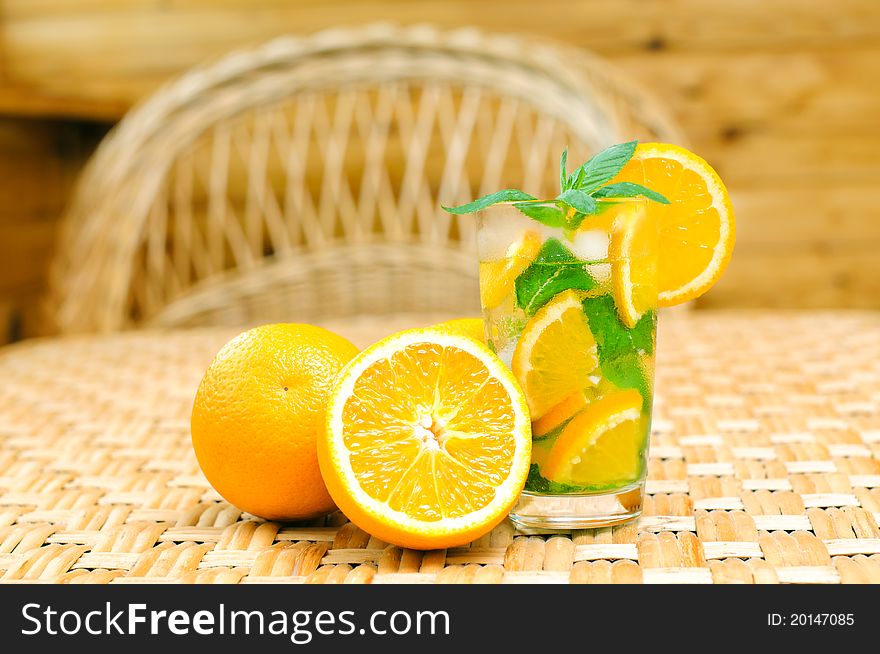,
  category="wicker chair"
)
[48,24,683,334]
